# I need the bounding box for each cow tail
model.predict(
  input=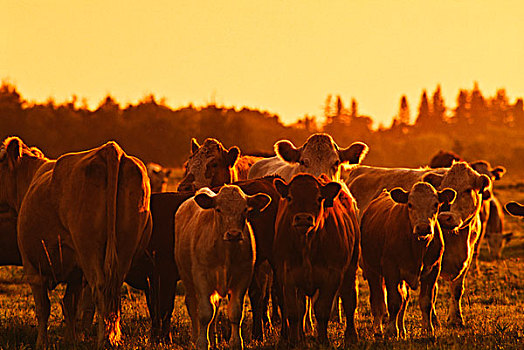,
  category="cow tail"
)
[103,142,122,330]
